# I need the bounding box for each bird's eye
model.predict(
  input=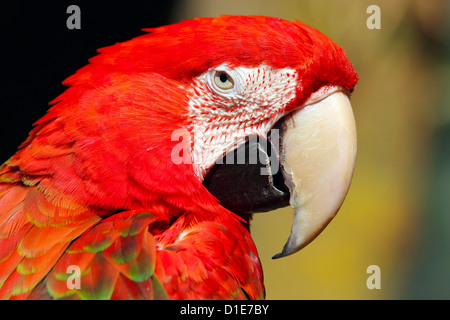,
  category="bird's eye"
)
[214,71,234,90]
